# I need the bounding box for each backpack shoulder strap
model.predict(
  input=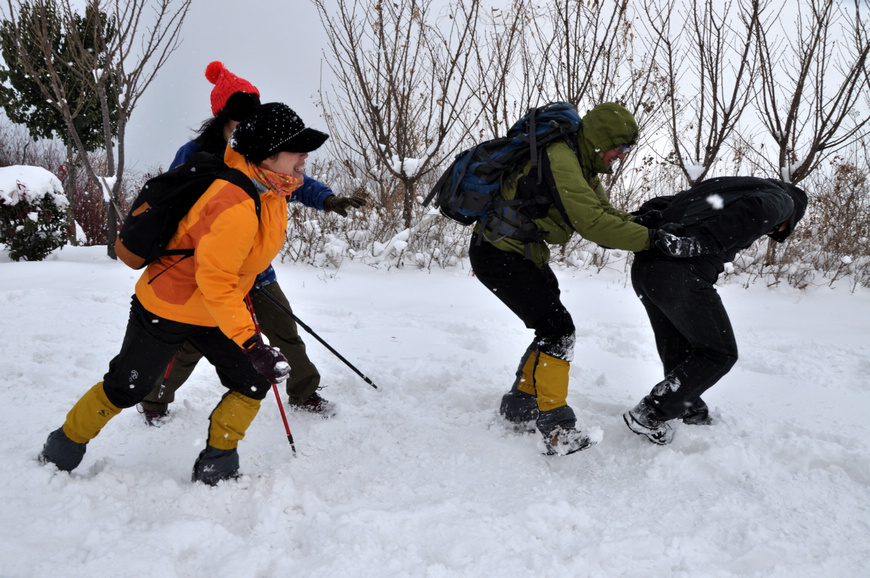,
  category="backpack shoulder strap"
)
[540,141,575,227]
[183,152,260,216]
[528,107,540,176]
